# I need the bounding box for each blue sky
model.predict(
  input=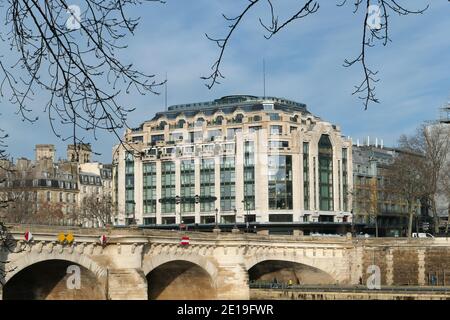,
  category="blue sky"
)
[1,0,449,163]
